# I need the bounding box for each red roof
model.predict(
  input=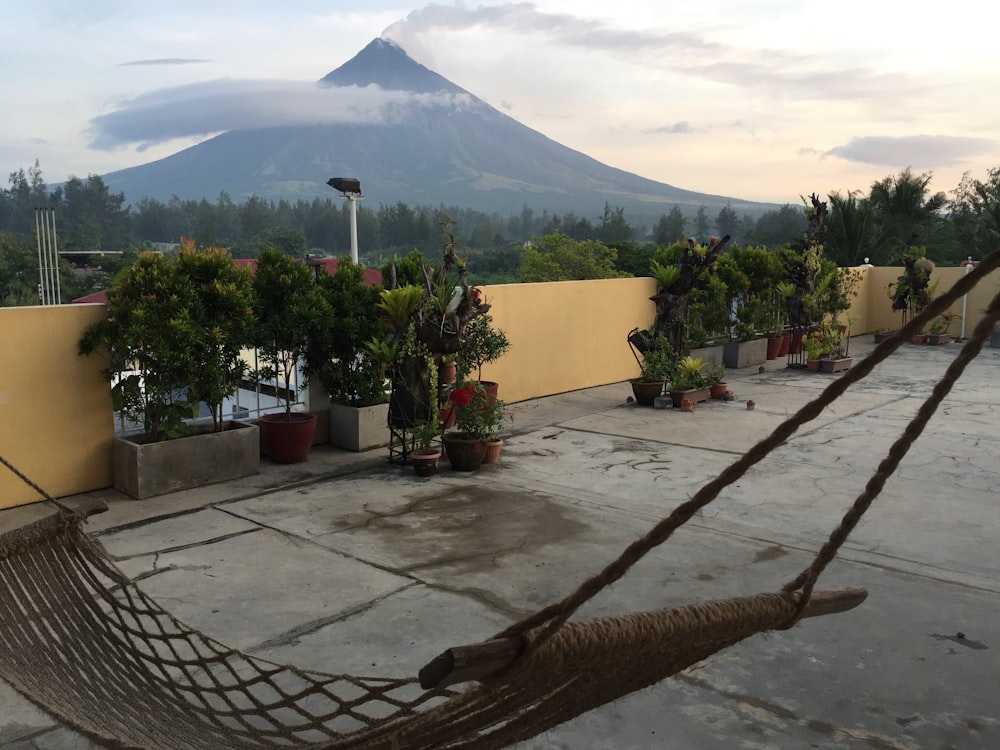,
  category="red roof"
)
[72,291,109,304]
